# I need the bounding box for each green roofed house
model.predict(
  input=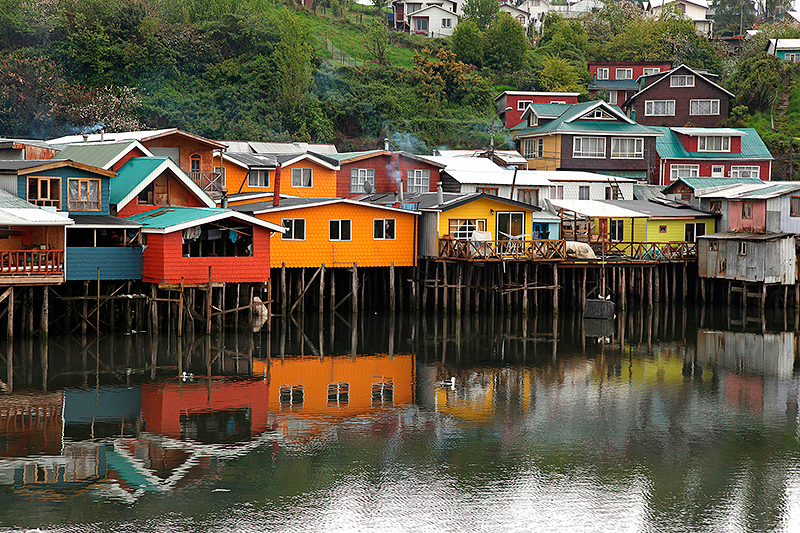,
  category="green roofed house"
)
[651,127,773,186]
[56,140,153,172]
[511,100,663,180]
